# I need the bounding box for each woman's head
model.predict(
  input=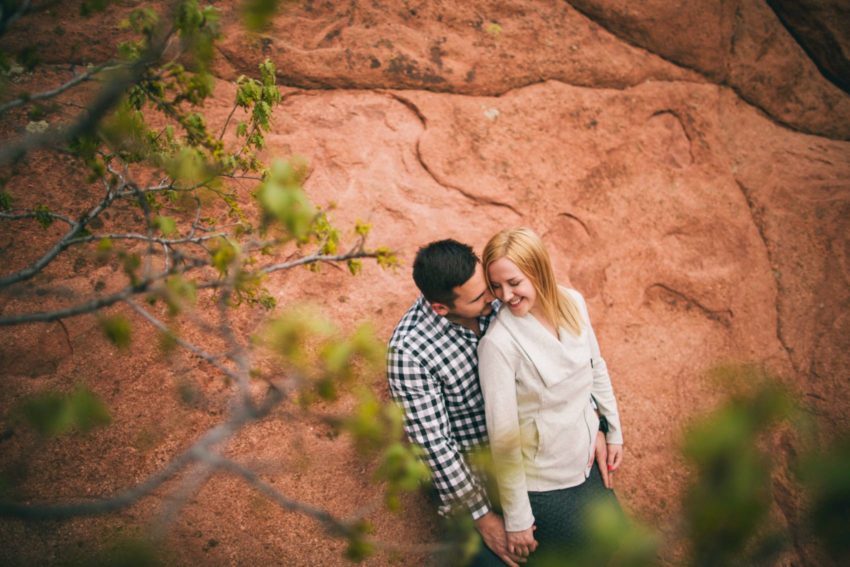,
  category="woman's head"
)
[482,227,582,335]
